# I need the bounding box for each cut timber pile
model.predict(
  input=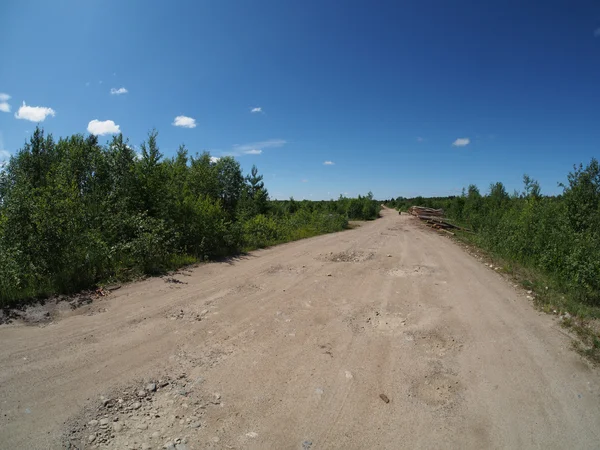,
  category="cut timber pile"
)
[407,206,444,218]
[407,206,470,235]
